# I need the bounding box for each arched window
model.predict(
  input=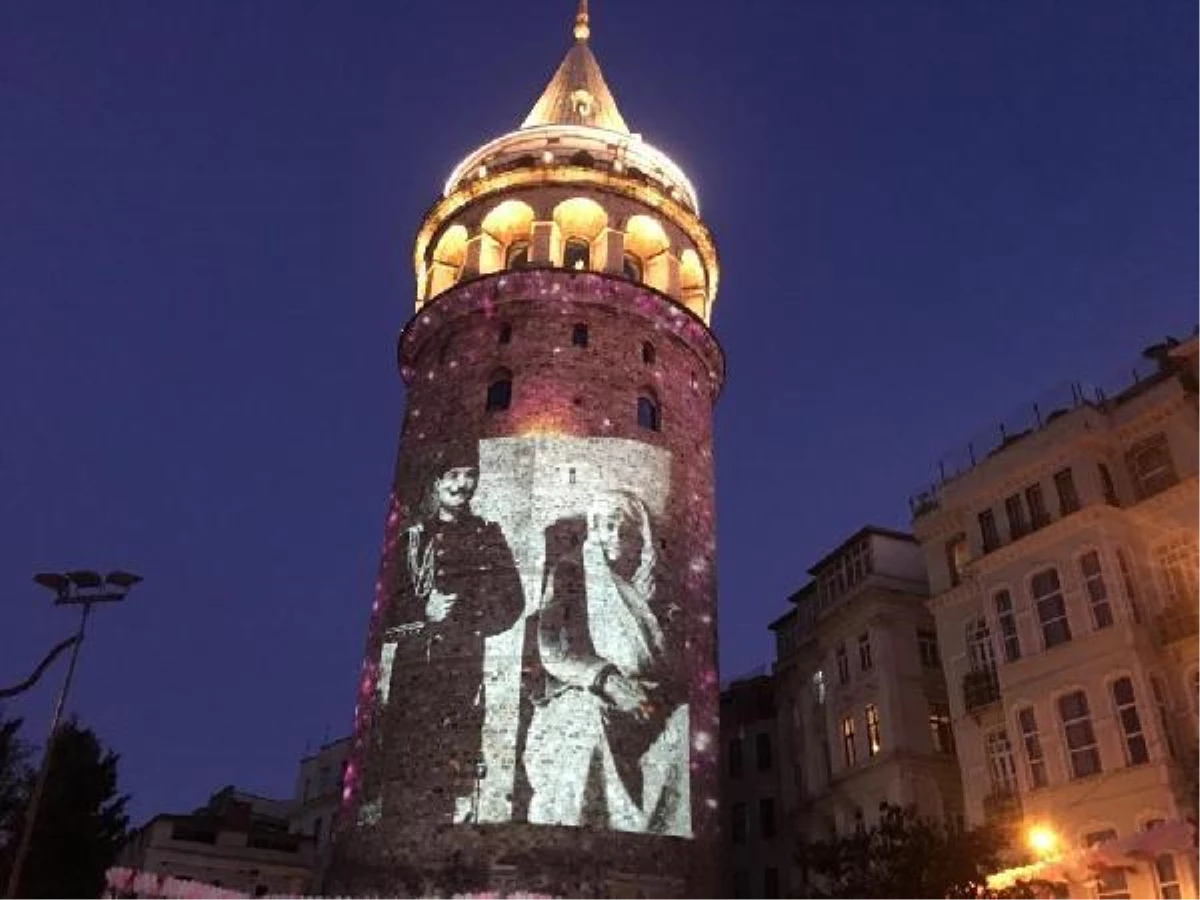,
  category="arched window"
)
[572,323,589,347]
[498,323,512,345]
[623,253,642,282]
[486,372,512,412]
[642,341,656,365]
[564,238,590,271]
[506,241,530,269]
[637,394,661,431]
